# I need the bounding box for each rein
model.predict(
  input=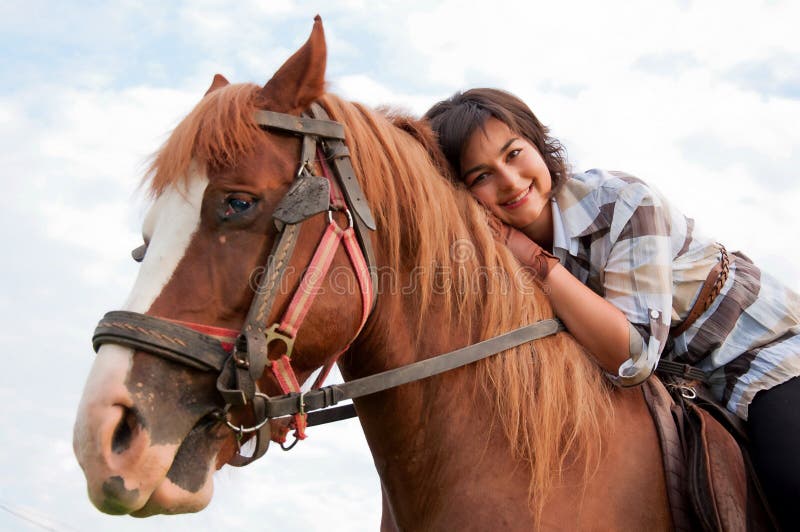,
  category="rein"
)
[91,103,565,465]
